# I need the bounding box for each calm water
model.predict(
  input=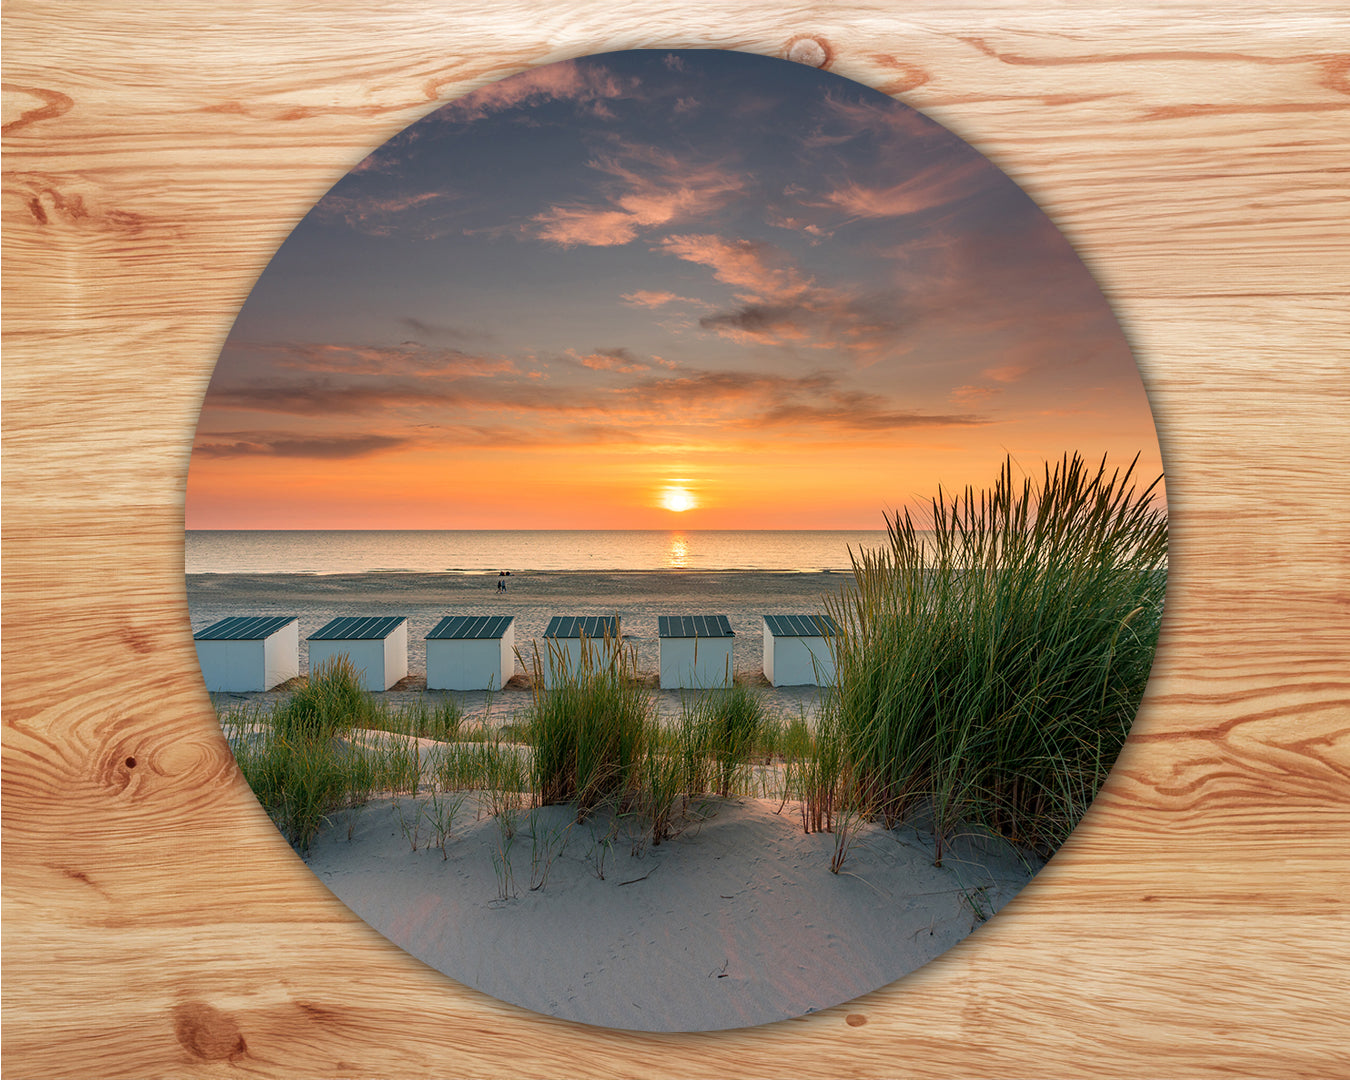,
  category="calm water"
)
[184,530,894,575]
